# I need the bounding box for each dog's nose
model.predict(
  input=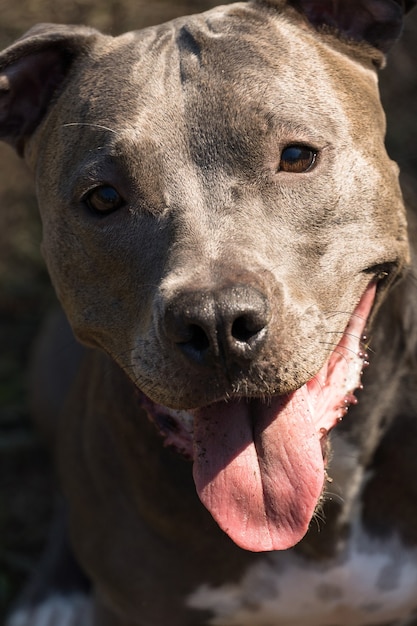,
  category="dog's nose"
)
[163,285,270,367]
